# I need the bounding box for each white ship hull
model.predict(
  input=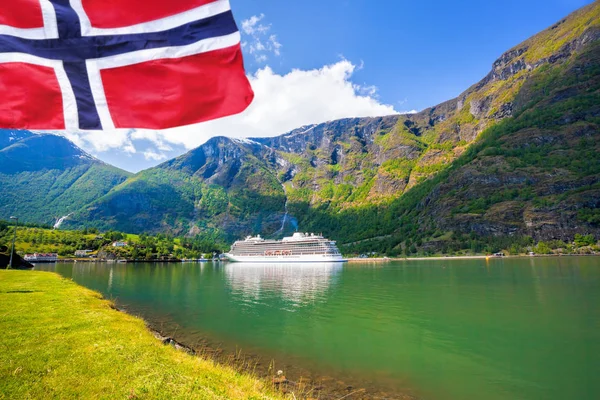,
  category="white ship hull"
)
[224,254,347,263]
